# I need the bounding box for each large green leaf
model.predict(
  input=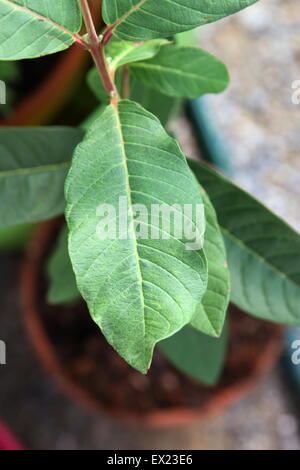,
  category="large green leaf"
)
[191,187,230,337]
[102,0,258,41]
[65,100,208,373]
[107,38,169,70]
[159,320,228,385]
[0,0,82,60]
[0,127,83,227]
[47,225,80,305]
[189,160,300,326]
[130,45,229,98]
